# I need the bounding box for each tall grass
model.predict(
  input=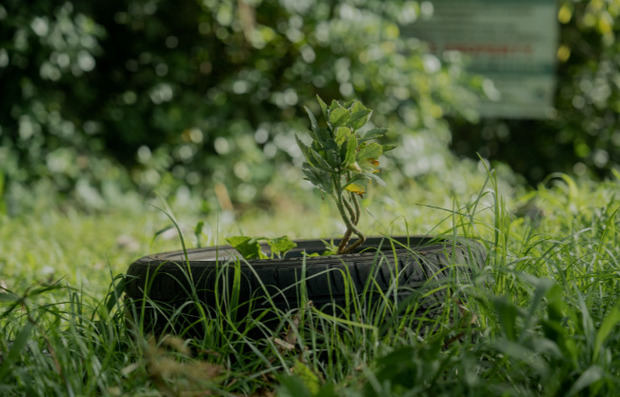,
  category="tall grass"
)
[0,172,618,396]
